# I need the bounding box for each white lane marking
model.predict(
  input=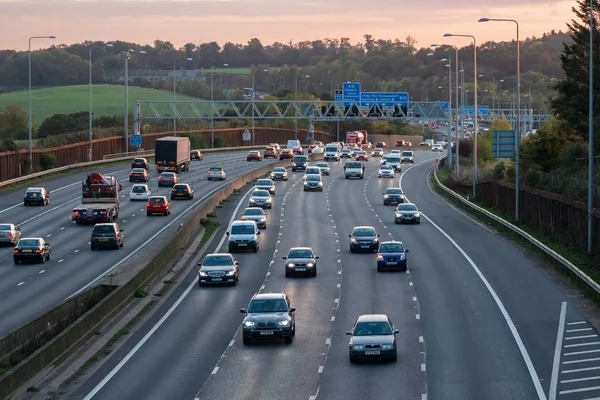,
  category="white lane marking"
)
[74,249,79,253]
[565,349,600,356]
[568,321,587,325]
[17,282,24,286]
[568,328,593,333]
[401,161,548,400]
[566,335,598,340]
[549,301,567,400]
[17,197,81,226]
[325,338,331,345]
[419,336,424,343]
[318,366,324,374]
[565,342,600,348]
[563,366,600,373]
[421,363,426,372]
[39,270,45,274]
[46,234,51,237]
[60,227,65,230]
[228,340,235,347]
[559,385,600,395]
[331,316,335,322]
[58,259,64,263]
[211,367,219,375]
[416,314,420,320]
[563,357,600,365]
[409,282,414,286]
